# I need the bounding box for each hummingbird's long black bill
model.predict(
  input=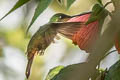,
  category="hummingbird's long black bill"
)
[26,56,34,79]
